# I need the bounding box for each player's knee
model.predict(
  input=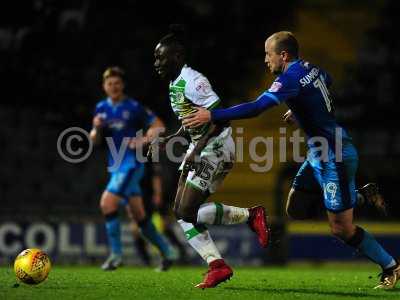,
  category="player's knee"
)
[329,223,355,241]
[330,227,349,241]
[100,192,119,215]
[100,201,112,215]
